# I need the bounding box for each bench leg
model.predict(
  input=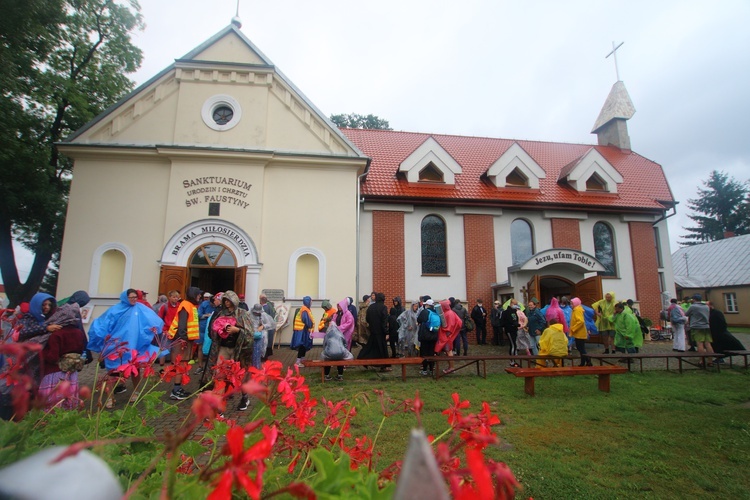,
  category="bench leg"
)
[321,368,325,384]
[481,360,487,379]
[524,377,535,396]
[401,364,407,382]
[598,373,611,392]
